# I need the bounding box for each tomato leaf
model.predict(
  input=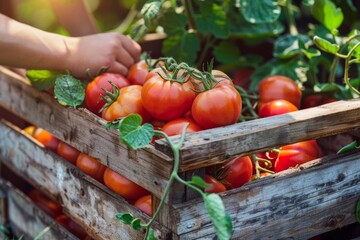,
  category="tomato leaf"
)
[26,70,61,91]
[159,11,187,35]
[239,0,281,24]
[131,218,142,231]
[313,36,340,55]
[145,228,158,240]
[337,141,359,154]
[191,176,210,188]
[356,199,360,223]
[119,114,154,150]
[230,20,284,38]
[274,34,312,59]
[54,74,85,108]
[194,3,229,39]
[105,119,122,130]
[203,194,233,240]
[313,83,342,93]
[311,0,344,33]
[162,31,200,66]
[115,212,134,225]
[213,41,241,65]
[141,0,164,28]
